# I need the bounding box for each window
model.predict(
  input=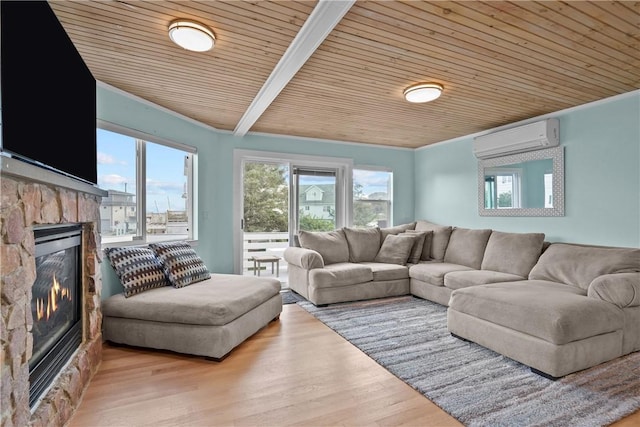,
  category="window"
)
[97,122,196,246]
[352,168,392,228]
[484,168,522,209]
